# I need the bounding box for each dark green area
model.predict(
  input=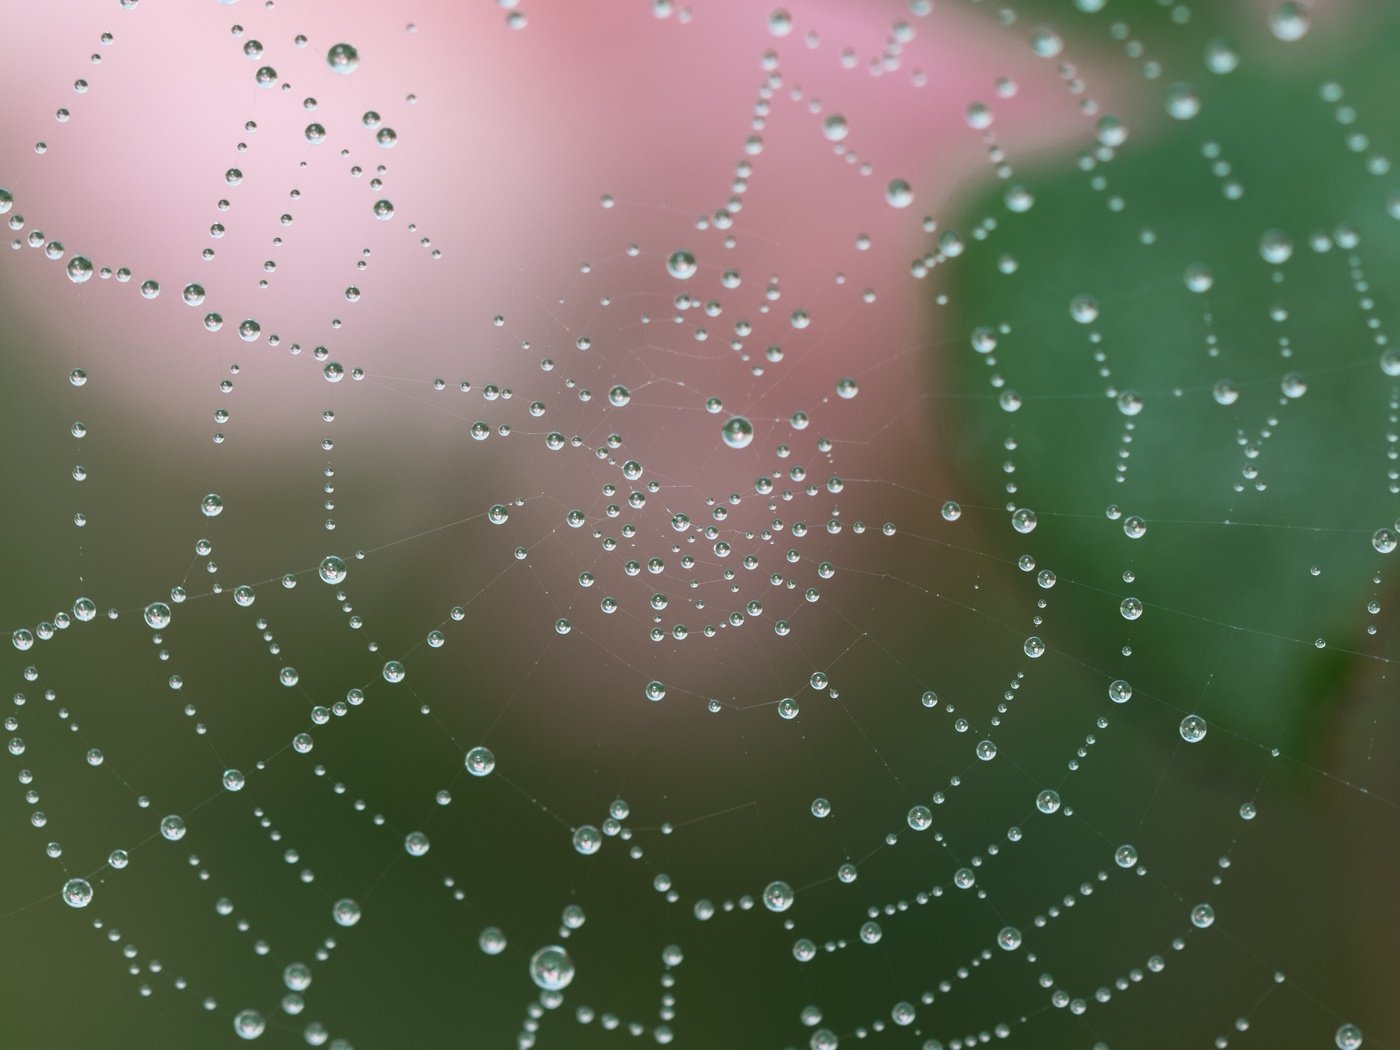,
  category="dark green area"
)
[943,7,1400,761]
